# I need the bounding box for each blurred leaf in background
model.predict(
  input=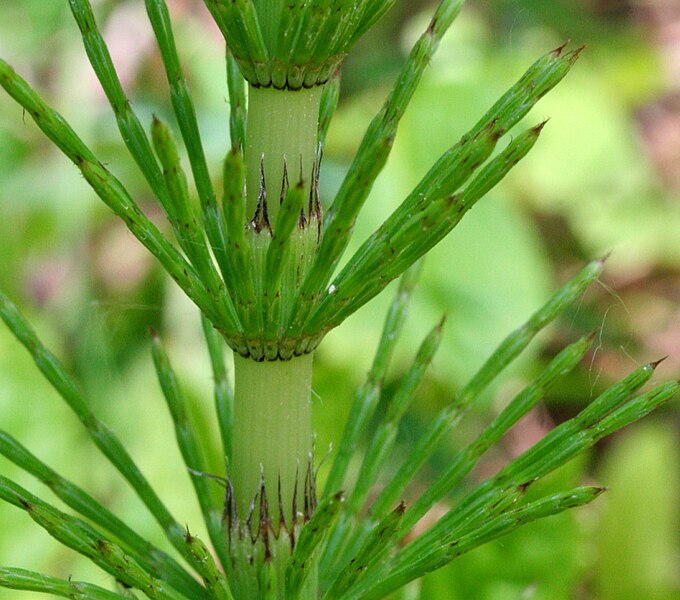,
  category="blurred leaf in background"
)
[595,420,680,600]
